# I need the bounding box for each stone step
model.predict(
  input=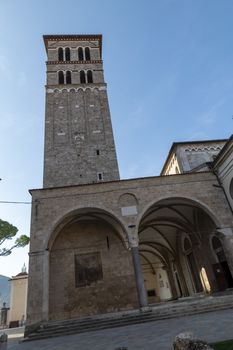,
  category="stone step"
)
[24,296,233,341]
[41,302,233,330]
[40,294,233,329]
[37,303,233,334]
[26,301,233,339]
